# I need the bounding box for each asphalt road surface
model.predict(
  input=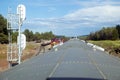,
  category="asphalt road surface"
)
[0,39,120,80]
